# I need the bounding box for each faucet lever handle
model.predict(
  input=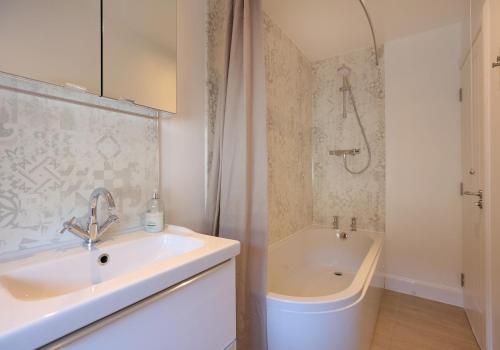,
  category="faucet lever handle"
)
[97,214,120,237]
[60,217,77,234]
[332,215,339,229]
